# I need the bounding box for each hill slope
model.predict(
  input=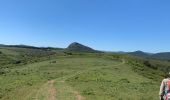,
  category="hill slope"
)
[0,56,163,100]
[0,46,64,68]
[0,45,168,100]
